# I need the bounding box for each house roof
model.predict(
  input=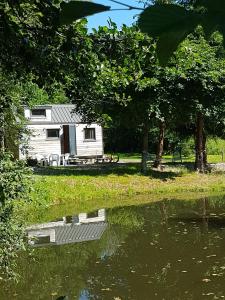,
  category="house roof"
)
[28,222,107,247]
[55,222,107,245]
[27,104,82,124]
[51,105,82,123]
